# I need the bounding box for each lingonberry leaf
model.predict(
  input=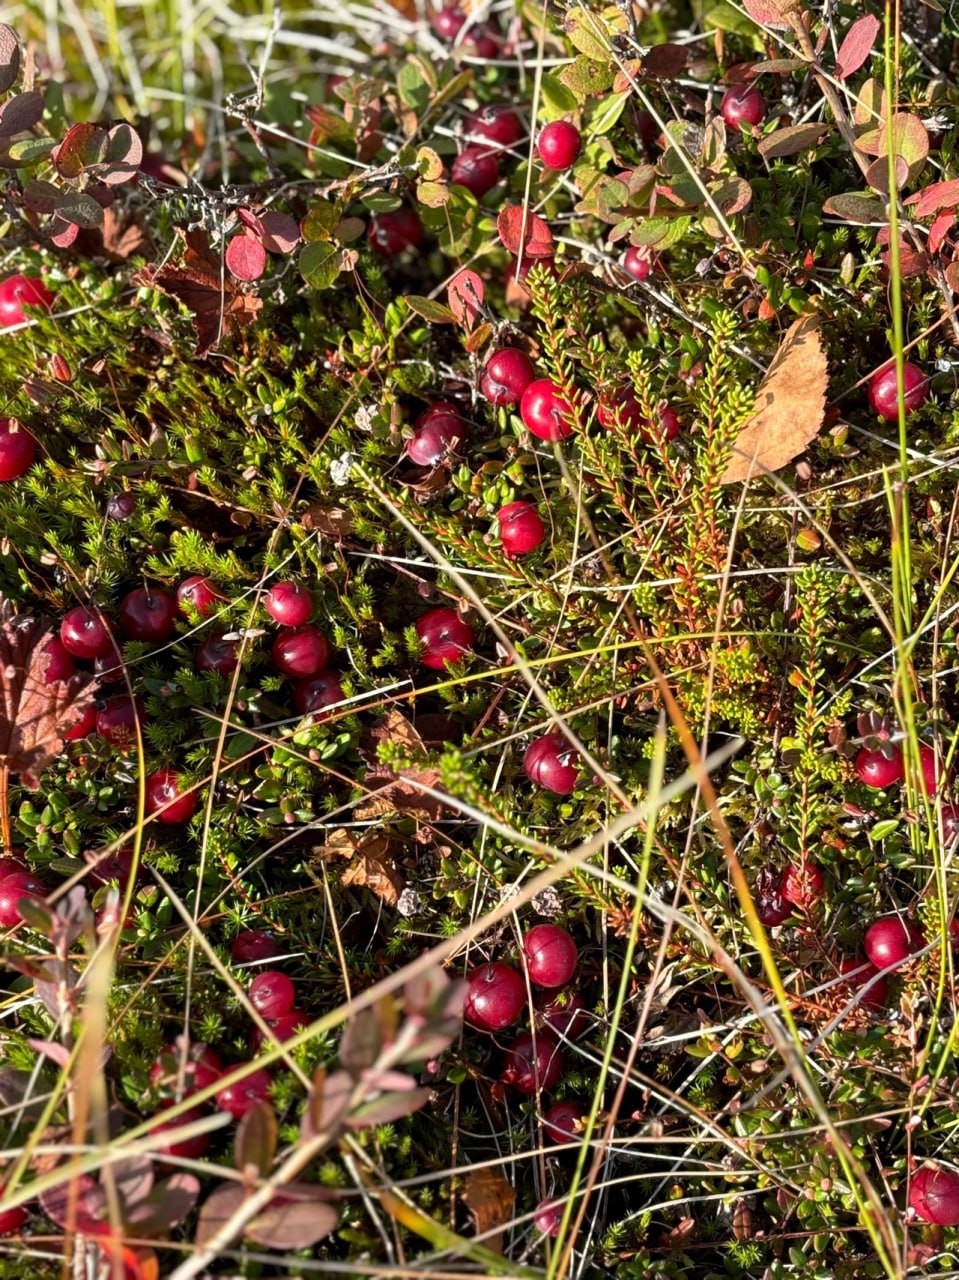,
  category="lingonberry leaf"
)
[0,25,21,95]
[836,14,881,80]
[345,1086,433,1129]
[497,205,554,259]
[122,1173,201,1234]
[821,192,887,223]
[857,112,929,184]
[225,233,267,282]
[0,598,99,788]
[40,1173,109,1233]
